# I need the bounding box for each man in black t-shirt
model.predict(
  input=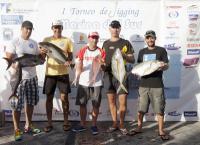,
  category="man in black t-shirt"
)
[130,30,169,140]
[102,20,135,135]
